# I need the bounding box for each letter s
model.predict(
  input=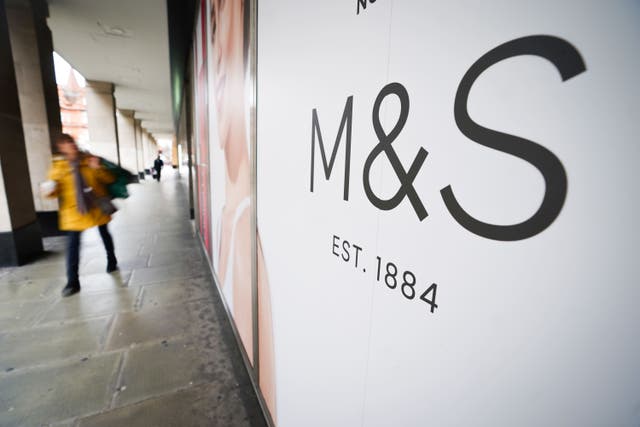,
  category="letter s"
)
[442,35,586,241]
